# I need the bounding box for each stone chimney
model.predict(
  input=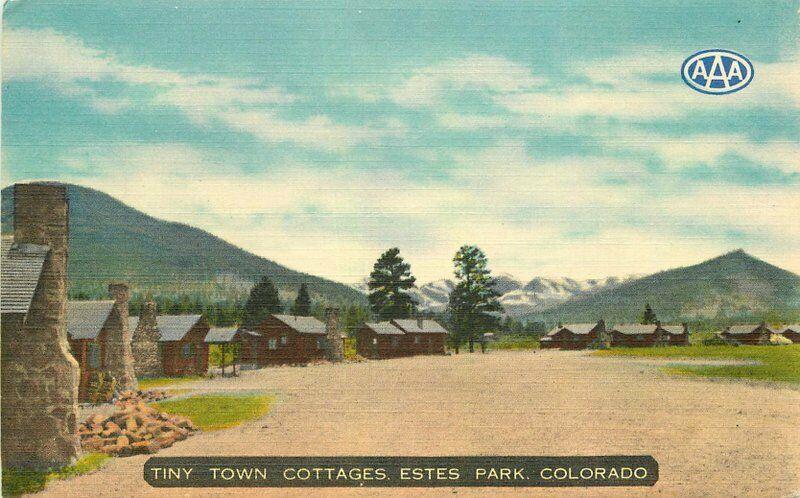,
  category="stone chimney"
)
[106,283,137,390]
[2,183,82,469]
[132,301,163,378]
[417,316,424,329]
[325,307,343,362]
